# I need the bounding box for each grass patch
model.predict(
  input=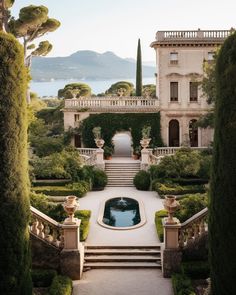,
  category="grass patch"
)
[155,209,168,242]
